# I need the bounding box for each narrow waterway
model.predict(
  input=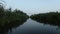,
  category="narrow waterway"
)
[8,18,60,34]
